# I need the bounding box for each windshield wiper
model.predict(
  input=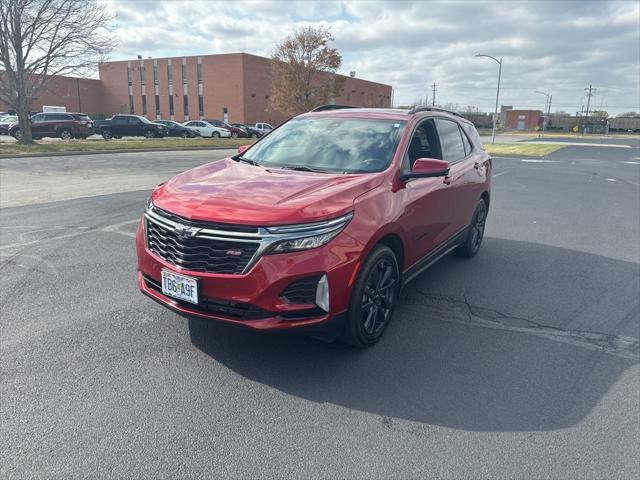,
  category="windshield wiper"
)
[279,165,332,173]
[234,155,260,166]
